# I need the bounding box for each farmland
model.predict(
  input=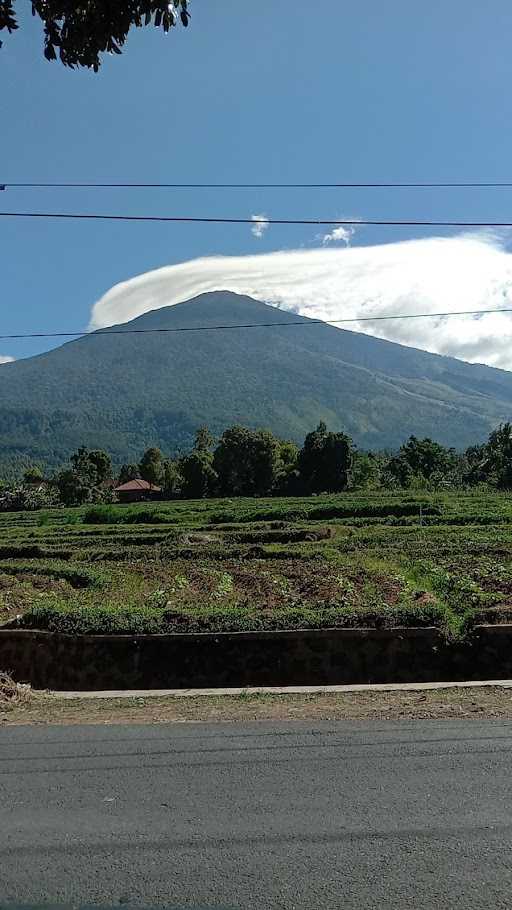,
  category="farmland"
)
[0,491,512,639]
